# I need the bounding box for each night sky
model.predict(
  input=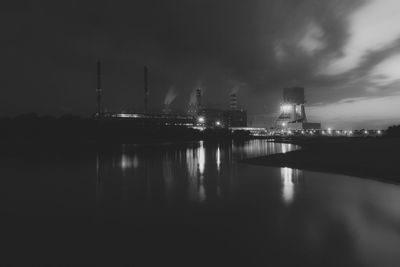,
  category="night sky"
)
[2,0,400,129]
